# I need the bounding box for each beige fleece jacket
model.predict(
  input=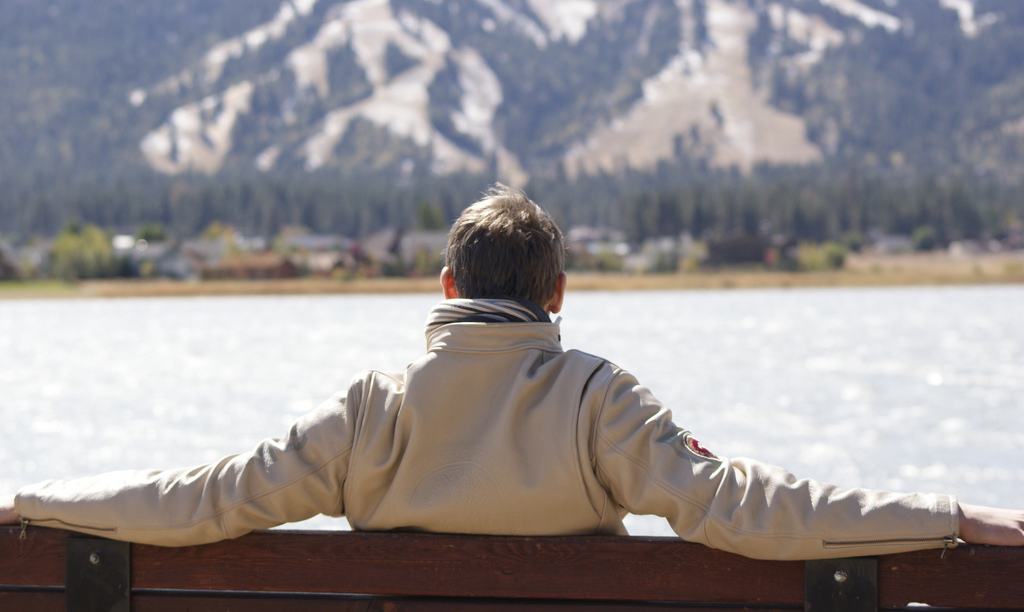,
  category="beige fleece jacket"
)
[16,319,958,559]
